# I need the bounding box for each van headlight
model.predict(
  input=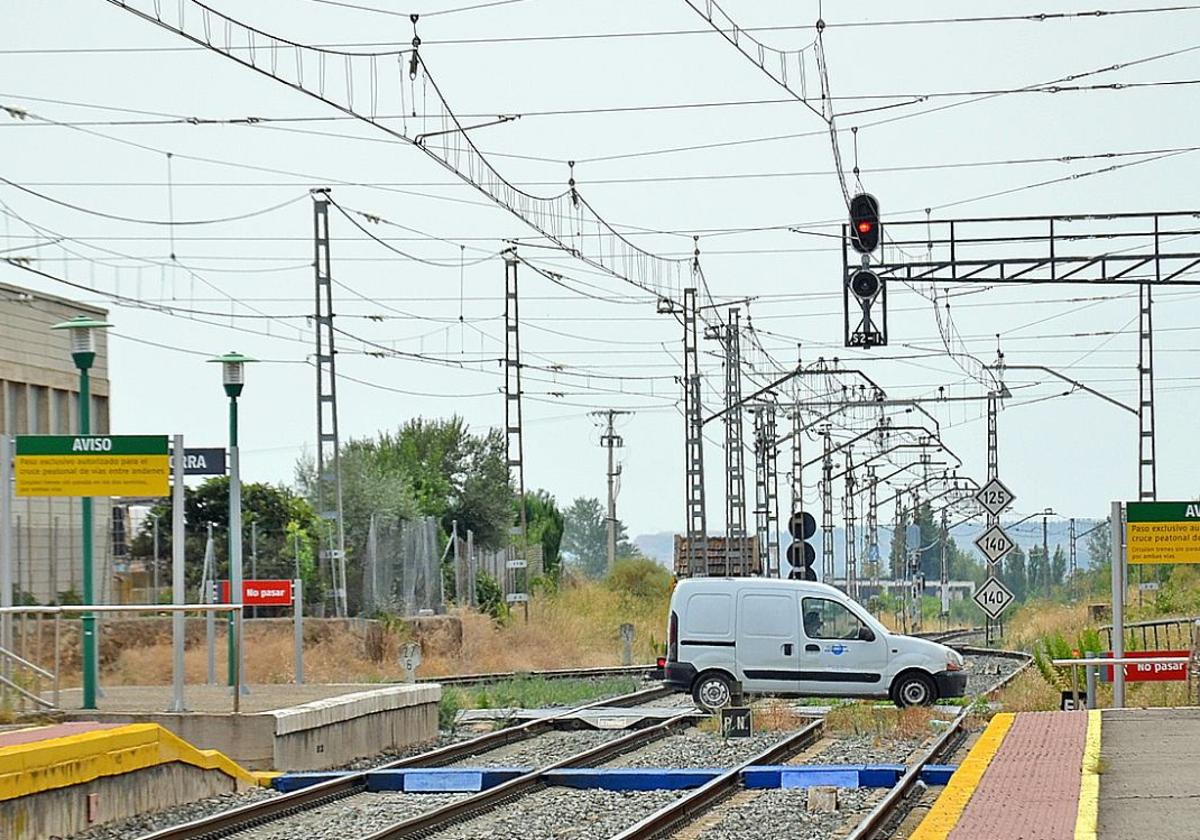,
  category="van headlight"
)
[945,652,964,671]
